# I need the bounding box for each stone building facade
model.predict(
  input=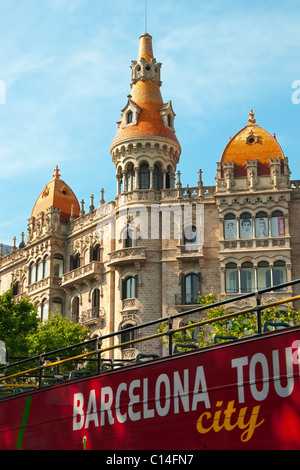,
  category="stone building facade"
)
[1,33,300,359]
